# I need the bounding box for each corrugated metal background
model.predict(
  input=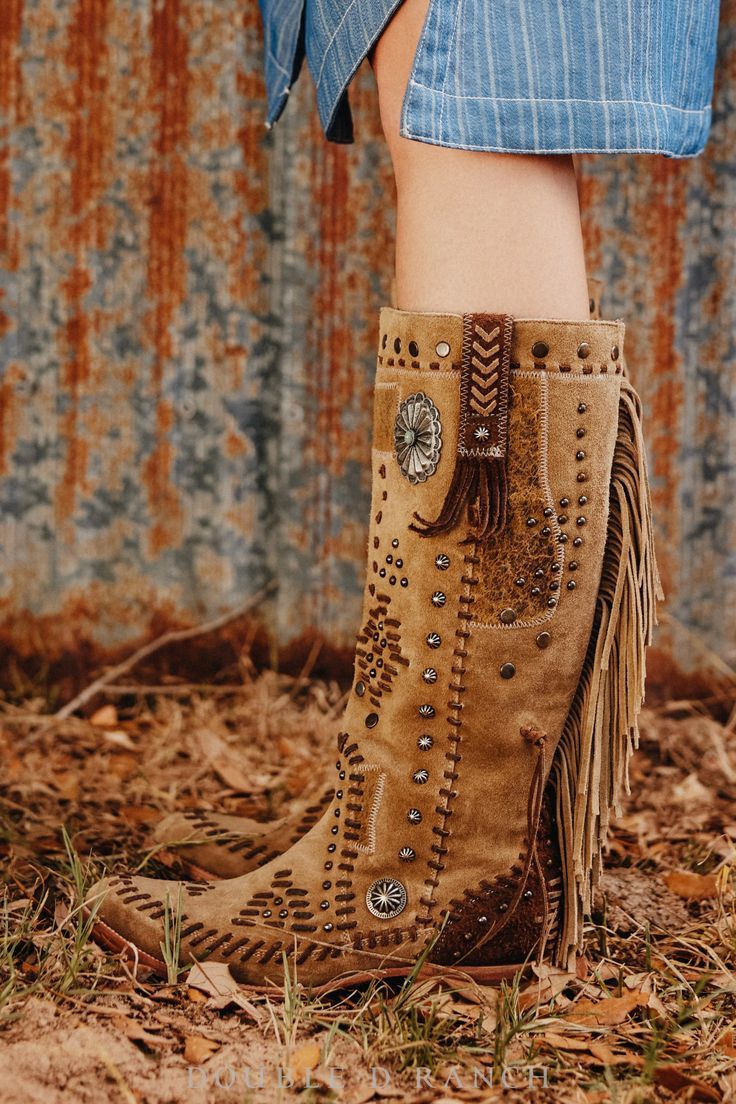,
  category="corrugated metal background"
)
[0,0,734,686]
